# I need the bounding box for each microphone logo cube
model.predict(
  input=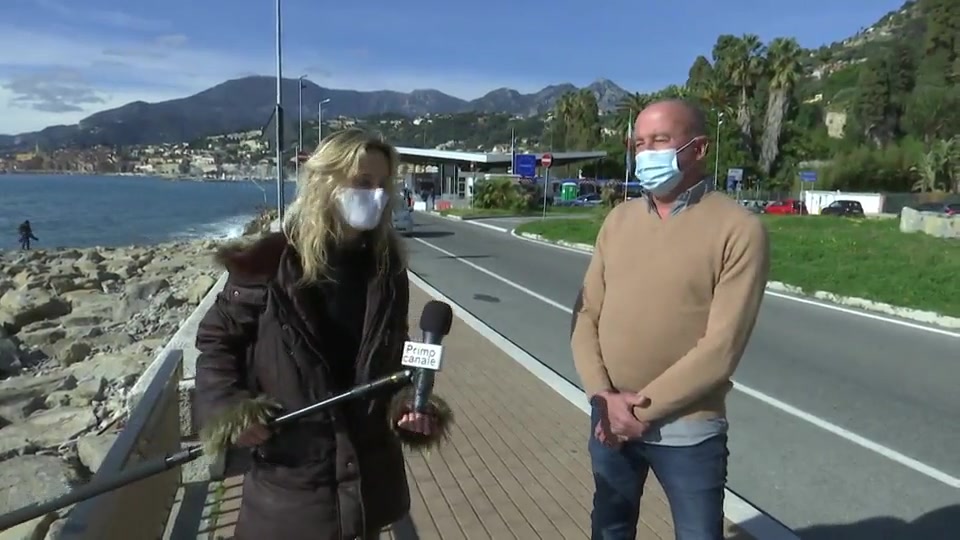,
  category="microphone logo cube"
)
[401,341,444,371]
